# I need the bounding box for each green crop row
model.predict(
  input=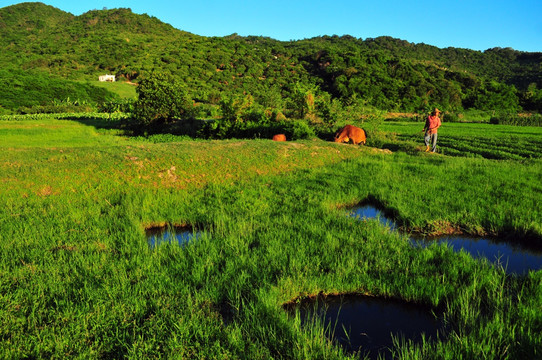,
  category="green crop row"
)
[380,121,542,160]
